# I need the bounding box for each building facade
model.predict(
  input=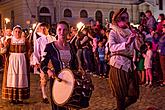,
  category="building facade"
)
[0,0,164,29]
